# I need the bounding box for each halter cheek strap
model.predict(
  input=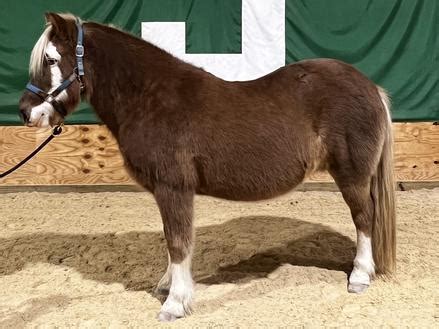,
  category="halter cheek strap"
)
[25,18,85,118]
[76,19,85,80]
